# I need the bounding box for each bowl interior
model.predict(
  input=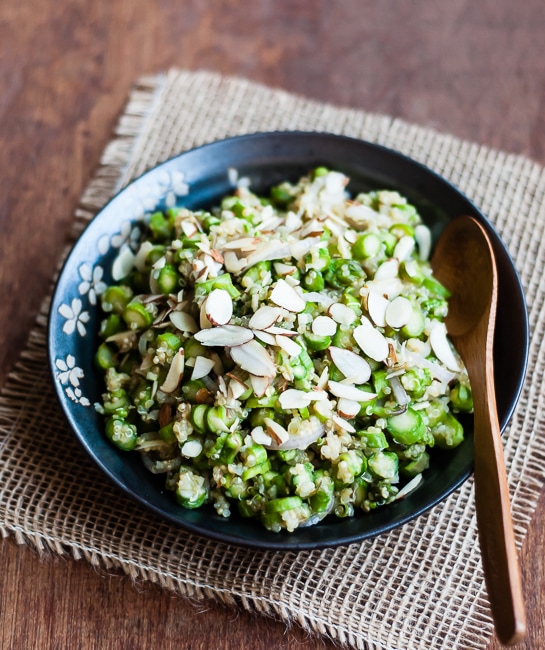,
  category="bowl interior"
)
[48,132,528,550]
